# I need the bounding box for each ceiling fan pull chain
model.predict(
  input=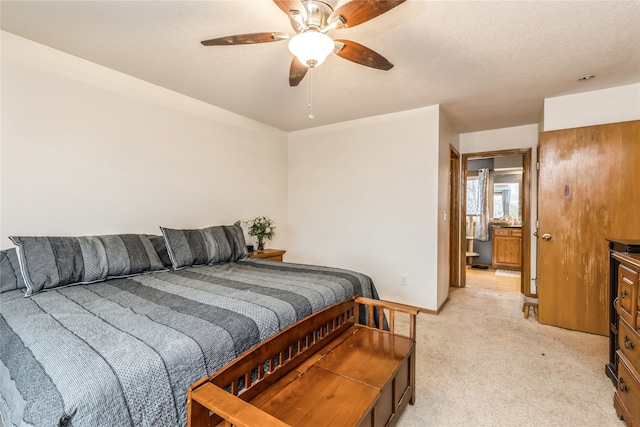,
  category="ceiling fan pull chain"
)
[306,66,315,119]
